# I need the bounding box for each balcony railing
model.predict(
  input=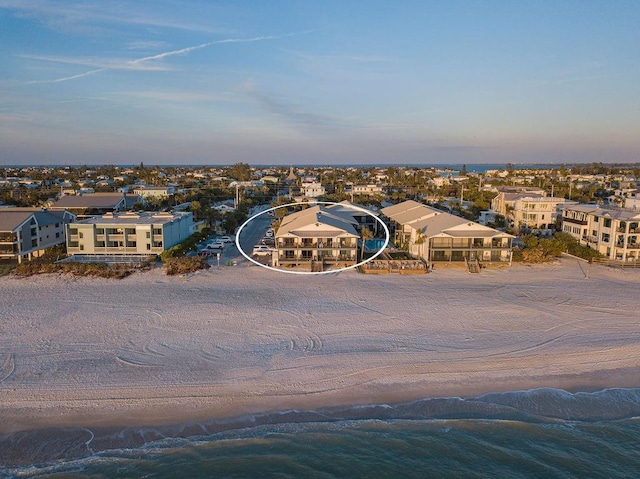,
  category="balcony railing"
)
[278,244,357,250]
